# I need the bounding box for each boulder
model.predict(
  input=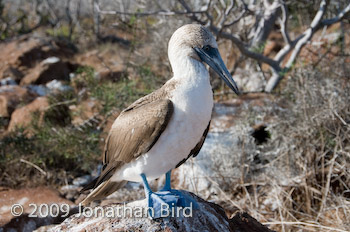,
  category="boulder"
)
[0,35,41,79]
[2,66,24,82]
[7,96,49,131]
[0,187,75,229]
[20,58,78,85]
[0,77,17,86]
[46,191,273,232]
[0,34,76,78]
[74,48,125,76]
[0,85,36,117]
[0,34,77,85]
